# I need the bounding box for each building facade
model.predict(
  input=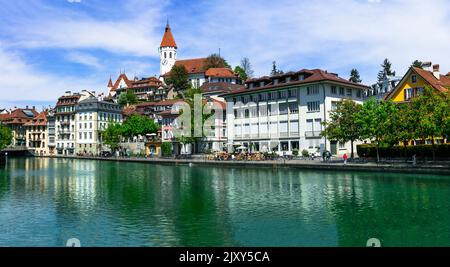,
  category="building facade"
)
[55,92,80,156]
[25,111,49,156]
[0,107,38,147]
[222,69,370,156]
[75,93,123,155]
